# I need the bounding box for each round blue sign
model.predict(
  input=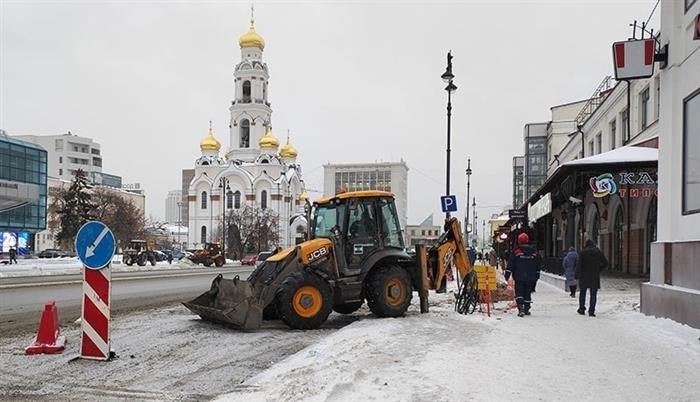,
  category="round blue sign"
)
[75,221,116,270]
